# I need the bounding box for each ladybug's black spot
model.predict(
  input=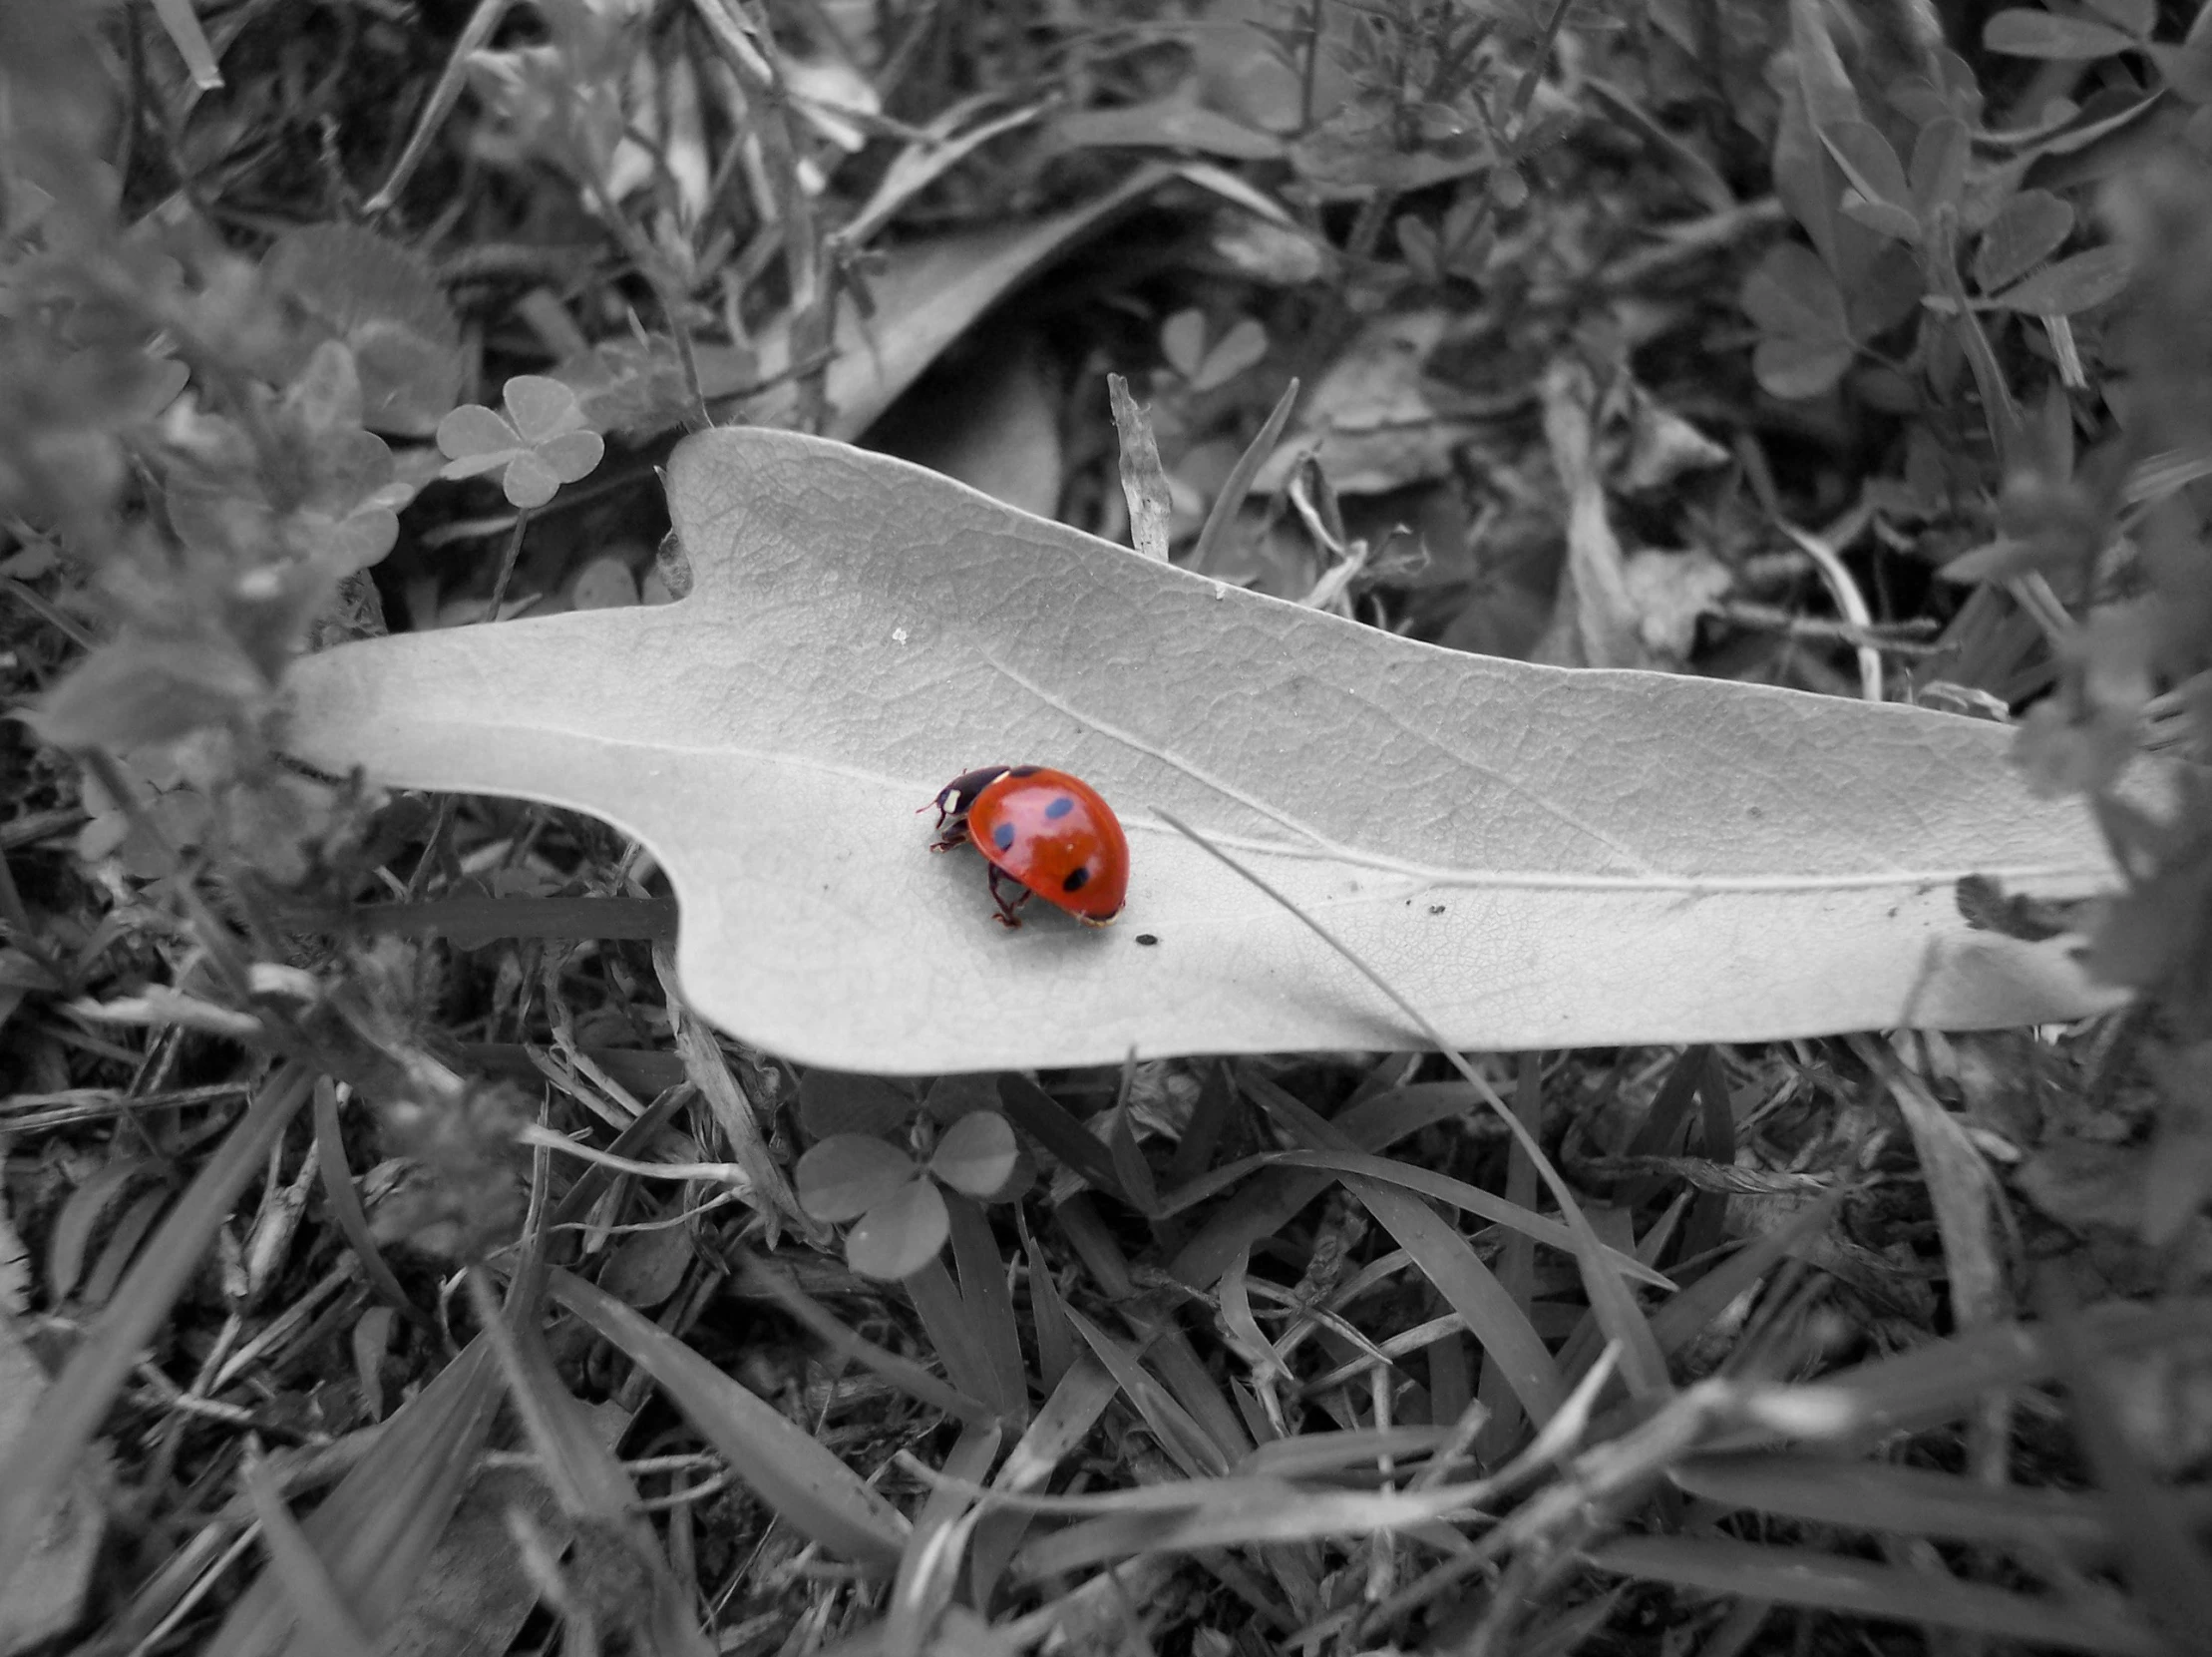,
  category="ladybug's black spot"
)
[1044,795,1074,821]
[1061,865,1091,893]
[991,822,1017,852]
